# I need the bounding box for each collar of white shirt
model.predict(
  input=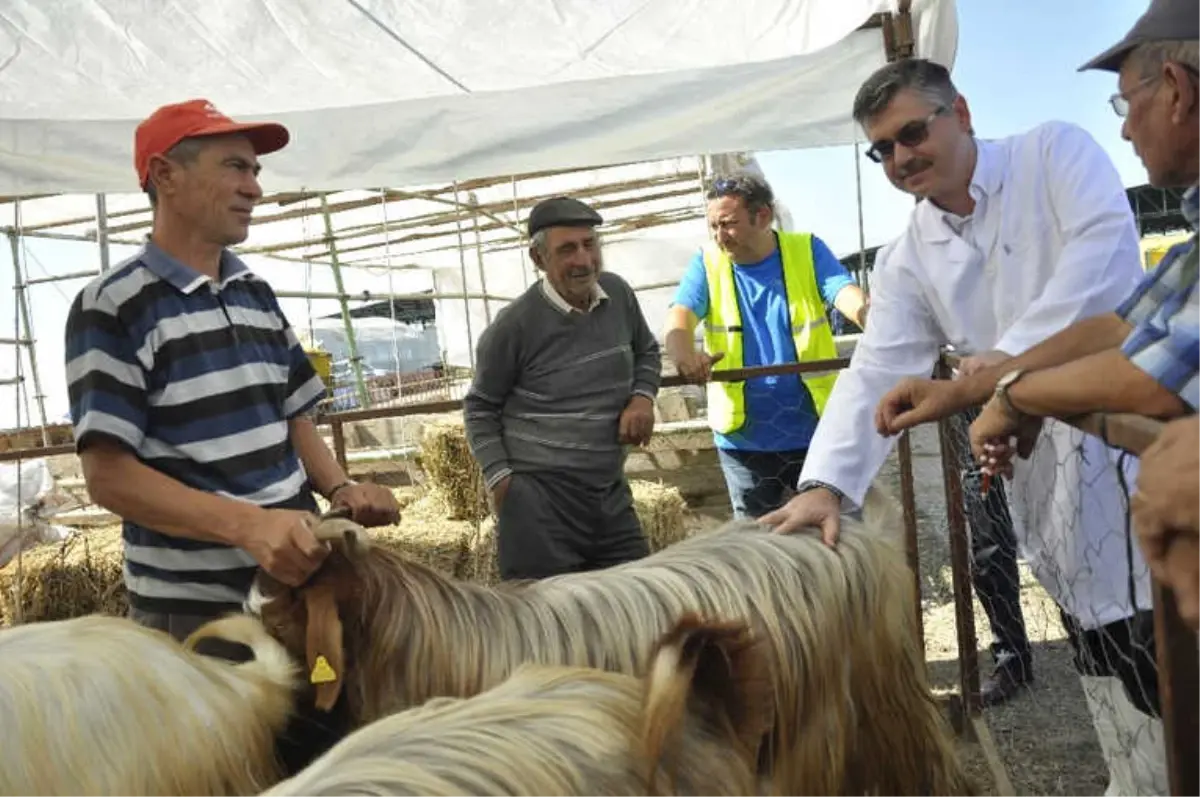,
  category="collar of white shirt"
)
[923,138,1006,242]
[540,277,608,314]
